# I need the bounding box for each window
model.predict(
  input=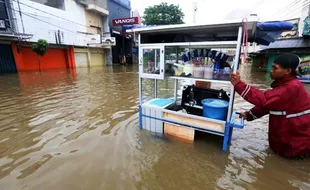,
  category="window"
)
[30,0,65,10]
[142,48,161,74]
